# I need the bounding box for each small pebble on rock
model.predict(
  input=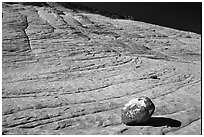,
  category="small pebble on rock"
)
[121,96,155,125]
